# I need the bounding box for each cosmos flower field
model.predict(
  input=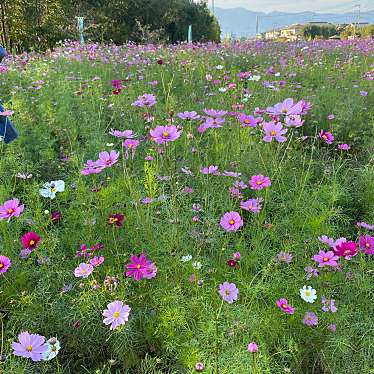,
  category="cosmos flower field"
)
[0,39,373,373]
